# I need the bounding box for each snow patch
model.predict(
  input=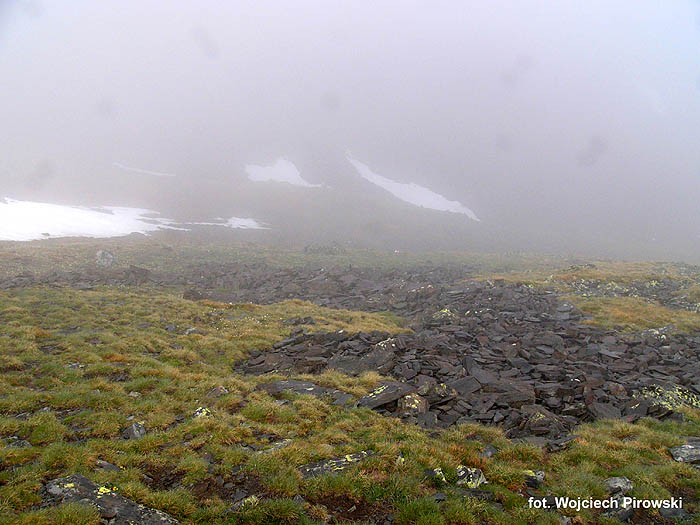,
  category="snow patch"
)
[0,198,268,241]
[347,157,480,221]
[0,198,182,241]
[246,158,320,187]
